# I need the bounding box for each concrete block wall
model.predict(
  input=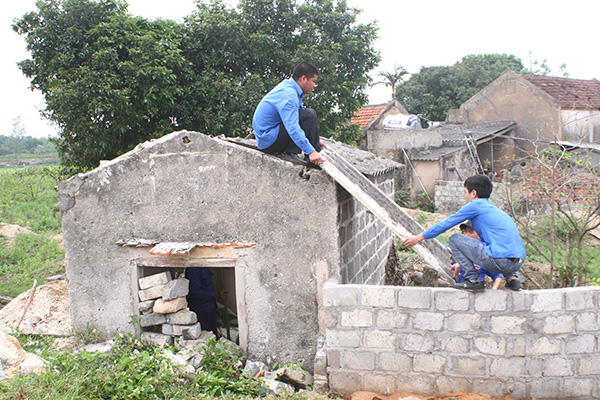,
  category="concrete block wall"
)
[338,173,395,285]
[434,180,508,214]
[323,283,600,400]
[434,181,465,213]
